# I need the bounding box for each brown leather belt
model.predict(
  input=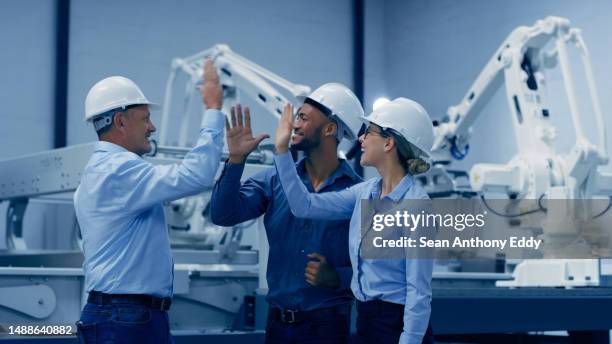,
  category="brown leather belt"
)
[270,305,350,323]
[87,290,172,311]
